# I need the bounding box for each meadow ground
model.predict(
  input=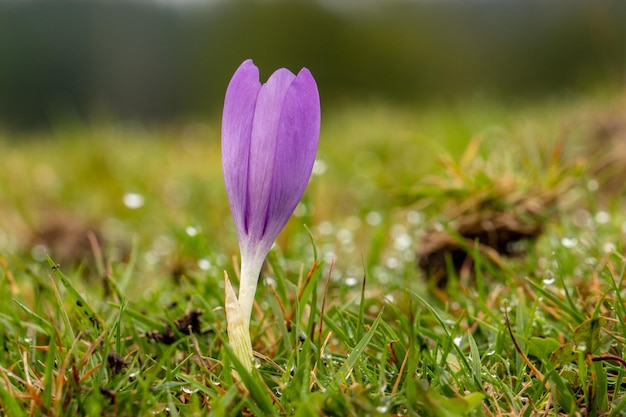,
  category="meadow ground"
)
[1,91,626,416]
